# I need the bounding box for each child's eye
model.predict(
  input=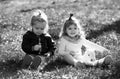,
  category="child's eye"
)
[74,28,77,30]
[68,28,72,30]
[41,28,44,30]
